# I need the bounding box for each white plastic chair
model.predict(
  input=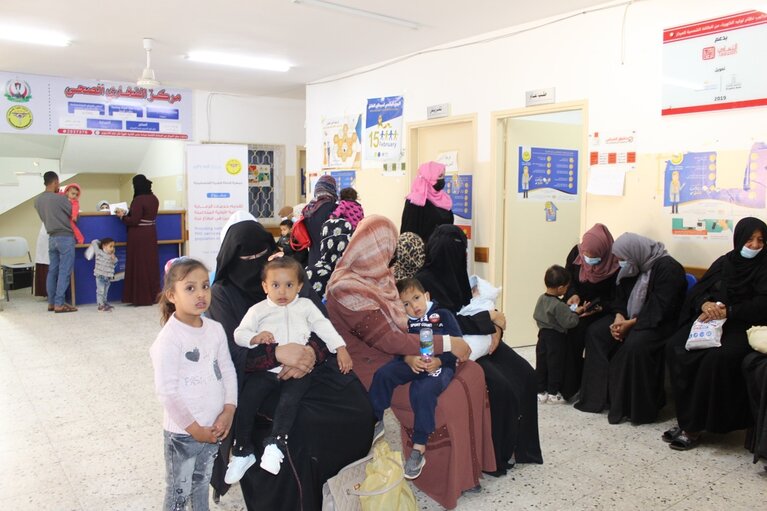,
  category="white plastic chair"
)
[0,236,35,300]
